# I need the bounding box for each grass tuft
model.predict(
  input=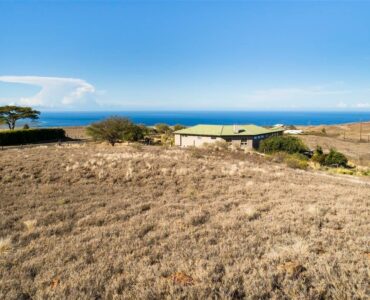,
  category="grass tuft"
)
[0,237,11,255]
